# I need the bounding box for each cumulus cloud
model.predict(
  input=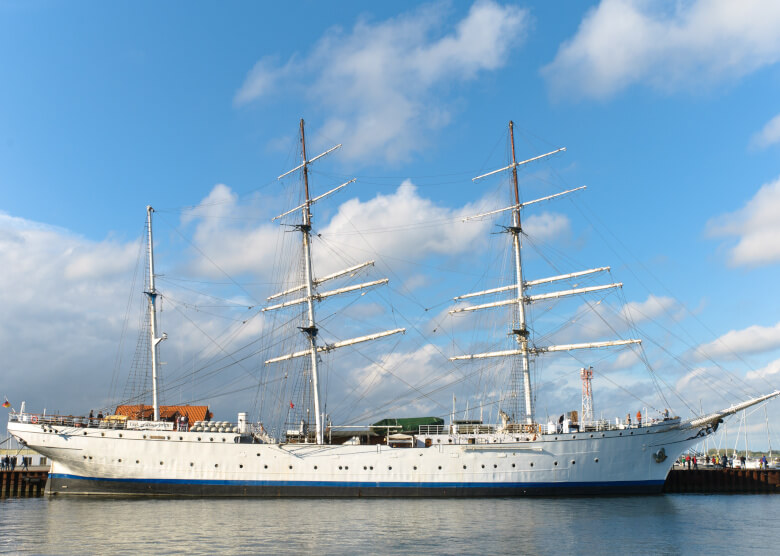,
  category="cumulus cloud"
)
[235,1,530,162]
[317,180,491,272]
[0,212,138,411]
[750,113,780,149]
[621,294,677,323]
[695,321,780,360]
[707,176,780,267]
[542,0,780,99]
[746,357,780,381]
[183,184,279,280]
